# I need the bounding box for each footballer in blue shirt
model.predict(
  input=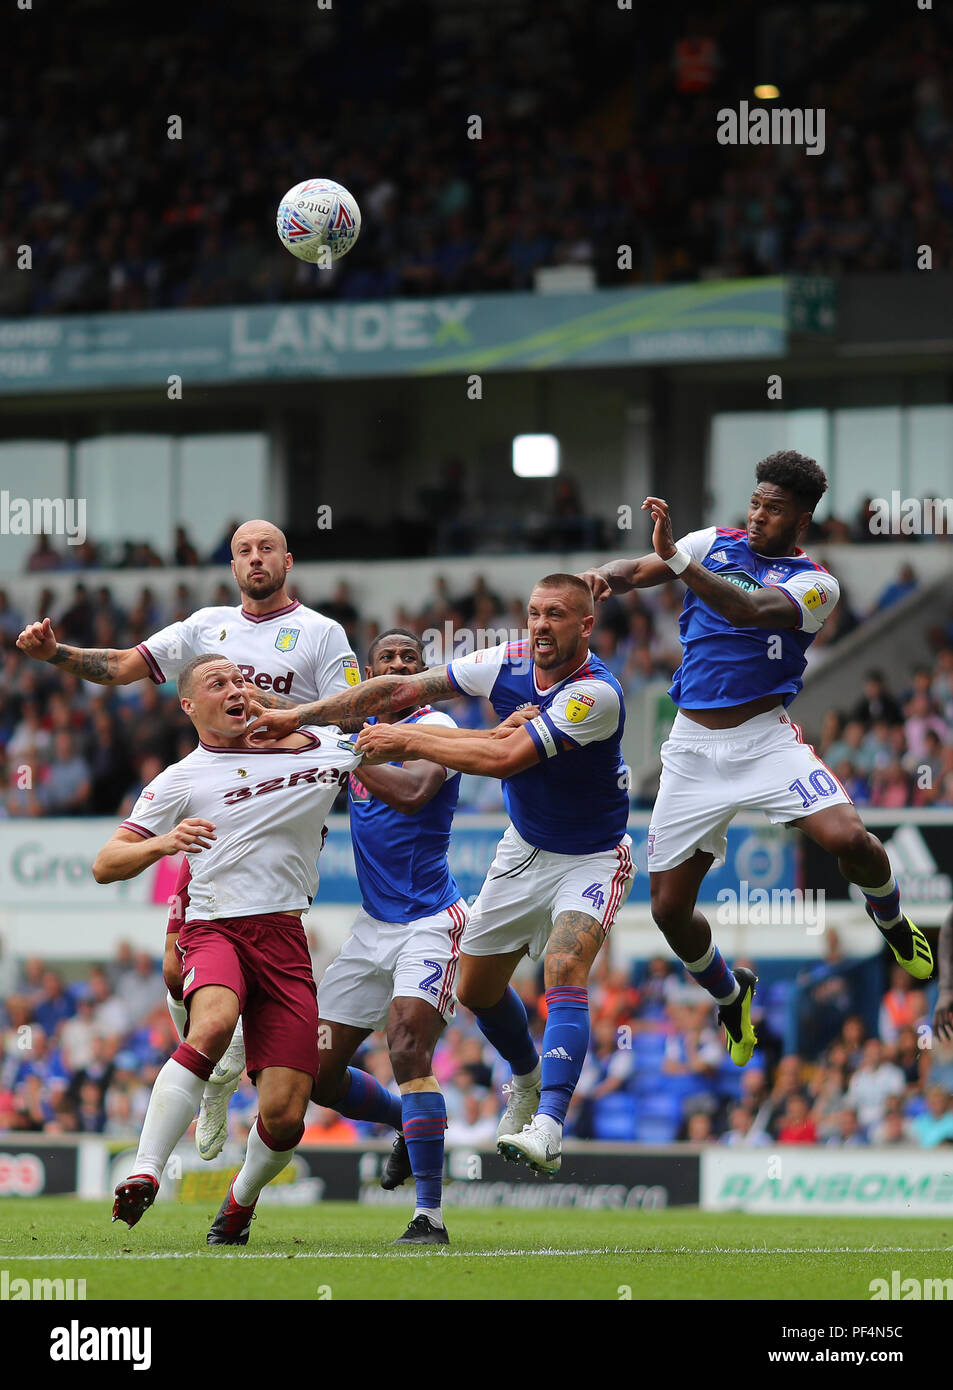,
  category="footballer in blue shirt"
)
[579,451,932,1068]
